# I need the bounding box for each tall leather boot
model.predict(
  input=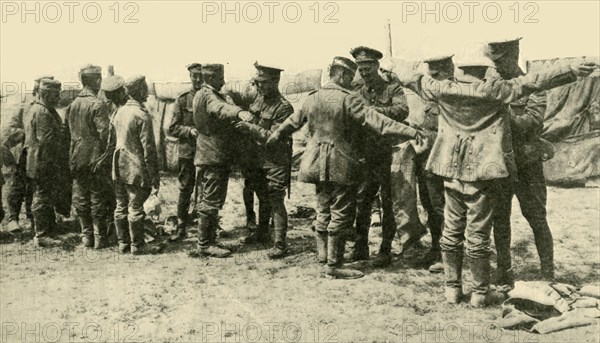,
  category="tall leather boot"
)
[169,219,187,242]
[316,231,328,264]
[534,229,555,280]
[79,214,94,247]
[442,251,463,304]
[241,199,271,244]
[115,218,130,254]
[325,233,364,279]
[129,219,146,255]
[267,202,288,259]
[197,213,230,258]
[93,218,108,250]
[344,228,369,262]
[469,256,505,307]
